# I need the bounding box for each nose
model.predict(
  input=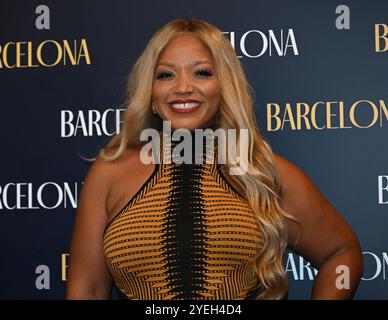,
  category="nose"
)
[173,73,193,95]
